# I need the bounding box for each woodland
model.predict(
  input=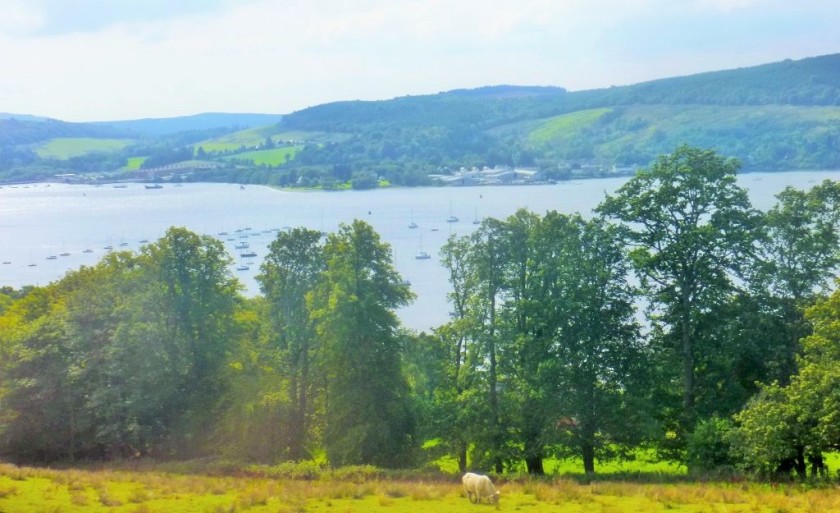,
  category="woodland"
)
[2,145,840,480]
